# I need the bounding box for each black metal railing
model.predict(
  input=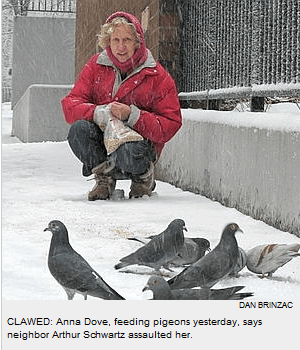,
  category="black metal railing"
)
[9,0,76,15]
[2,87,12,103]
